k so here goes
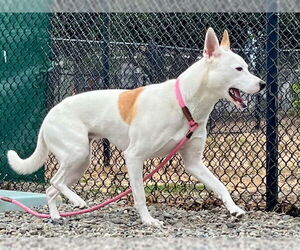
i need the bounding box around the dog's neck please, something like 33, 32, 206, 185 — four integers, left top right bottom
179, 58, 220, 123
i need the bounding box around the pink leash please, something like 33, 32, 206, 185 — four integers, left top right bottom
0, 78, 198, 219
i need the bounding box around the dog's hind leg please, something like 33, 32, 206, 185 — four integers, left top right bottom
46, 156, 90, 220
50, 150, 90, 209
45, 134, 91, 219
66, 157, 91, 209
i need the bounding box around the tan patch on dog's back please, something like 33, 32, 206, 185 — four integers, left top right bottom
118, 87, 144, 124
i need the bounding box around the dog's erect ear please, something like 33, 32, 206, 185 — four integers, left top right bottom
220, 30, 230, 50
203, 27, 220, 59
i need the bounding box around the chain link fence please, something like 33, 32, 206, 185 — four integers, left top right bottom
0, 11, 299, 214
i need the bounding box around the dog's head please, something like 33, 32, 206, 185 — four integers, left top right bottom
202, 28, 265, 108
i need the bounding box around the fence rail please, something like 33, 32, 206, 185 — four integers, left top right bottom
0, 12, 299, 213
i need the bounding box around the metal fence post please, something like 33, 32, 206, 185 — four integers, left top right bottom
265, 9, 279, 211
101, 13, 111, 166
147, 42, 164, 83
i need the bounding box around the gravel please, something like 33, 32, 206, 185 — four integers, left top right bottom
0, 200, 299, 249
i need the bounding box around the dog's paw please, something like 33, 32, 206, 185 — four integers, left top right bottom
142, 217, 164, 227
74, 203, 88, 209
230, 206, 246, 218
73, 200, 87, 209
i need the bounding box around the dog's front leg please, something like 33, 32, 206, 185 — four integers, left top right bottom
180, 140, 245, 217
124, 151, 163, 227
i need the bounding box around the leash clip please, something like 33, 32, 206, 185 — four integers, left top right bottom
186, 120, 199, 139
186, 130, 194, 139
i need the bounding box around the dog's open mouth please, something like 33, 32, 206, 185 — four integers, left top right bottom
228, 88, 247, 108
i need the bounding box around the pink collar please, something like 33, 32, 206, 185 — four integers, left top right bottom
175, 78, 198, 136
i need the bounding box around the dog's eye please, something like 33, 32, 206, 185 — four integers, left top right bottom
236, 67, 243, 71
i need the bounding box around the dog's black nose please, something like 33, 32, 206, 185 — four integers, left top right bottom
259, 81, 266, 91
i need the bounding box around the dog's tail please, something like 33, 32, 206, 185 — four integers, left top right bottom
7, 127, 48, 175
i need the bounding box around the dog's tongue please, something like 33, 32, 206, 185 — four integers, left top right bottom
231, 88, 247, 108
233, 89, 243, 104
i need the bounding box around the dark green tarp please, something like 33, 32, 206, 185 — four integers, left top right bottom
0, 13, 51, 182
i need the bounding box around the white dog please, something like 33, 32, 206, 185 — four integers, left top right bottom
7, 28, 265, 227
